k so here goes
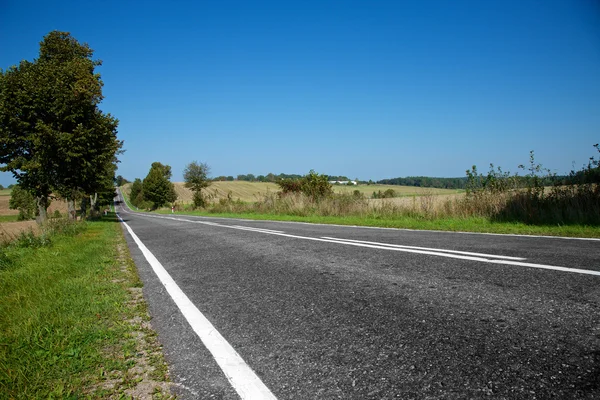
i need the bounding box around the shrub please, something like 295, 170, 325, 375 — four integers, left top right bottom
277, 170, 333, 201
9, 185, 37, 220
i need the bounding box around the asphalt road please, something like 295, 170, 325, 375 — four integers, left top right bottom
115, 192, 600, 399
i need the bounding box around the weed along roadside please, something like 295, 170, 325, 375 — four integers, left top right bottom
120, 185, 600, 239
0, 214, 174, 399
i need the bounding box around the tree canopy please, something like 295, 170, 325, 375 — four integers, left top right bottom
142, 162, 177, 210
183, 161, 211, 208
0, 31, 122, 222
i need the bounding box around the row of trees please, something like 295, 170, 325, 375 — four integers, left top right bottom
214, 173, 303, 182
0, 31, 122, 222
128, 161, 212, 210
377, 176, 469, 189
127, 164, 336, 209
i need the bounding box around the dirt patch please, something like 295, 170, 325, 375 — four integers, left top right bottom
0, 197, 18, 215
0, 221, 39, 242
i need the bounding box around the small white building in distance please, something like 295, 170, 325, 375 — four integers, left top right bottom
329, 180, 357, 185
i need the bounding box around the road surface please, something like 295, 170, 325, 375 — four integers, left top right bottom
115, 191, 600, 399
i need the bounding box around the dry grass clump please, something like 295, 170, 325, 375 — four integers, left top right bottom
197, 184, 599, 227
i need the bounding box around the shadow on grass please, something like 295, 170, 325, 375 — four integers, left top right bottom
88, 212, 128, 223
490, 193, 600, 227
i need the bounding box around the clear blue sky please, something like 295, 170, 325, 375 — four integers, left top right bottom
1, 0, 599, 184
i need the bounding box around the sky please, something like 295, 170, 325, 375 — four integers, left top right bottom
1, 0, 599, 184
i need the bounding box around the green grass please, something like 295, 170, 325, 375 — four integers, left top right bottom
0, 214, 171, 398
0, 189, 11, 197
153, 209, 600, 238
0, 215, 19, 222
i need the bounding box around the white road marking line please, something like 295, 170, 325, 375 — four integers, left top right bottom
117, 202, 600, 277
487, 259, 600, 276
321, 237, 526, 261
117, 214, 278, 400
229, 225, 285, 234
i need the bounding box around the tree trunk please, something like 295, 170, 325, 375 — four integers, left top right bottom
67, 198, 77, 220
36, 196, 49, 224
90, 193, 98, 218
80, 196, 88, 220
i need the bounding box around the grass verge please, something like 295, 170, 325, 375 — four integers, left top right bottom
0, 214, 173, 399
121, 185, 600, 238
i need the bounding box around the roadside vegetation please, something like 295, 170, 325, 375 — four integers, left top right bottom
123, 145, 600, 238
0, 31, 122, 223
0, 32, 173, 398
0, 215, 173, 399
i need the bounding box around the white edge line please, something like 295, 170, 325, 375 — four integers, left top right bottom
489, 259, 600, 276
117, 214, 277, 400
321, 237, 527, 261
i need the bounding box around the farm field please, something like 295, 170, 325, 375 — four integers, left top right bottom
333, 184, 461, 196
0, 189, 69, 240
158, 181, 460, 204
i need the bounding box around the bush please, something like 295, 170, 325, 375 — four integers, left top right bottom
9, 185, 37, 220
277, 170, 333, 201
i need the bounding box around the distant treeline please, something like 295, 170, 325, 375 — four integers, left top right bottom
208, 172, 579, 190
212, 173, 351, 183
376, 174, 575, 190
377, 176, 468, 189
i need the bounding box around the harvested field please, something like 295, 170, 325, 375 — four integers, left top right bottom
174, 181, 279, 203
0, 196, 18, 215
170, 182, 459, 204
0, 196, 68, 217
0, 190, 68, 242
123, 181, 460, 205
0, 220, 39, 241
334, 184, 460, 196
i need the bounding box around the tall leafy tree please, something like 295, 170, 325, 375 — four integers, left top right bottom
183, 161, 211, 208
142, 162, 177, 210
0, 31, 122, 222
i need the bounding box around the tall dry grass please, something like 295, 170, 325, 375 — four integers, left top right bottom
194, 185, 599, 226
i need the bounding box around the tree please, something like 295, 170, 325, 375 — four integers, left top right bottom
9, 185, 37, 220
183, 161, 211, 208
0, 31, 122, 222
142, 162, 177, 210
115, 175, 129, 187
277, 170, 333, 201
129, 178, 143, 207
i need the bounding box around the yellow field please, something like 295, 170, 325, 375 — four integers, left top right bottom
332, 184, 460, 196
174, 181, 279, 203
168, 181, 460, 204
